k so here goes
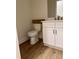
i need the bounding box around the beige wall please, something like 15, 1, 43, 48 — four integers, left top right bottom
16, 0, 32, 44
31, 0, 56, 19
31, 0, 48, 19
48, 0, 56, 18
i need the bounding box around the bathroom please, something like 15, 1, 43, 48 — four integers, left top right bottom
16, 0, 63, 59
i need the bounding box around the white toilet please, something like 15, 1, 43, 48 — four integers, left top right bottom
28, 24, 41, 45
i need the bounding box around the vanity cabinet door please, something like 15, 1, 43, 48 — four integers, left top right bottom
55, 28, 63, 48
43, 27, 55, 46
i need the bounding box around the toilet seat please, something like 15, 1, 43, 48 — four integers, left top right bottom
28, 30, 38, 37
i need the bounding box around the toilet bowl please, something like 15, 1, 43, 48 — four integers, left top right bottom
28, 30, 39, 45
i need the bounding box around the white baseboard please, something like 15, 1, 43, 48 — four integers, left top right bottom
19, 37, 29, 45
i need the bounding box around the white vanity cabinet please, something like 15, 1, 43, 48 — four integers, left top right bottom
42, 20, 63, 50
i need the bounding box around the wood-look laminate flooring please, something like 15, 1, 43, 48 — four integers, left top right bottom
20, 40, 63, 59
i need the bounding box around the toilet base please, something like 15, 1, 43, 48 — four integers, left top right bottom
30, 37, 39, 45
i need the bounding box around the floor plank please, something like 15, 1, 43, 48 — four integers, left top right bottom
20, 40, 63, 59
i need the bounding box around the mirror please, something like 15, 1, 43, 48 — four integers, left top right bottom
56, 1, 63, 17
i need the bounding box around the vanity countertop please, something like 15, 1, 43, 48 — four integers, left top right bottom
42, 20, 63, 23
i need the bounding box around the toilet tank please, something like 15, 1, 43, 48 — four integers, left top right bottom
33, 24, 41, 32
32, 19, 45, 32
